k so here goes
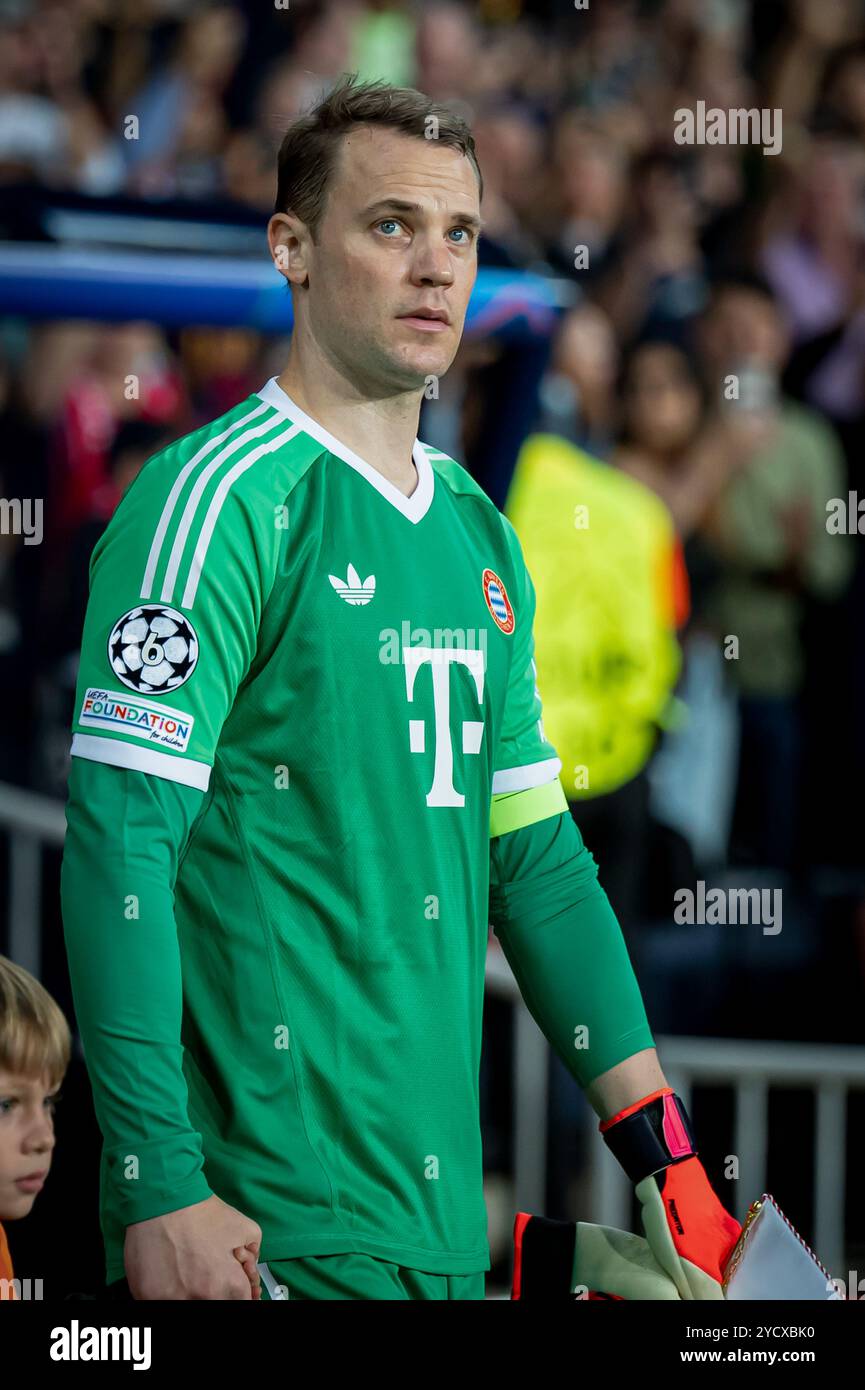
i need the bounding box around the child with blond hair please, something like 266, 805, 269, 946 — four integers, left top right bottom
0, 954, 70, 1299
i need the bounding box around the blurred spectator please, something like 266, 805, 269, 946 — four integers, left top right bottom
0, 1, 125, 192
0, 324, 81, 785
123, 6, 247, 197
47, 323, 185, 553
62, 416, 174, 655
564, 0, 654, 118
761, 136, 865, 440
470, 106, 548, 264
599, 149, 709, 347
537, 301, 620, 459
544, 115, 629, 288
506, 425, 686, 930
611, 337, 766, 872
695, 274, 854, 871
36, 415, 175, 798
415, 0, 480, 103
613, 338, 759, 540
760, 137, 865, 346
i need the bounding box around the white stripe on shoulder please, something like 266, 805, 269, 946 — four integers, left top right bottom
141, 401, 271, 601
492, 757, 562, 794
71, 732, 212, 790
181, 423, 300, 608
162, 413, 293, 605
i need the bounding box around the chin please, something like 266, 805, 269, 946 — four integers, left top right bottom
397, 347, 453, 382
3, 1190, 38, 1220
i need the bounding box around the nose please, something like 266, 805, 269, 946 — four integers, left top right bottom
24, 1108, 56, 1158
410, 238, 455, 287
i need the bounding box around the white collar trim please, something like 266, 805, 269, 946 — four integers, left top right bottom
256, 376, 434, 524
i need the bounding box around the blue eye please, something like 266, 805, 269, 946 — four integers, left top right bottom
449, 228, 469, 243
377, 220, 400, 236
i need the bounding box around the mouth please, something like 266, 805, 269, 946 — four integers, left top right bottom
15, 1171, 47, 1192
397, 309, 449, 333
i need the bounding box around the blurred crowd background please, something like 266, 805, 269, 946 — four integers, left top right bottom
1, 0, 864, 1294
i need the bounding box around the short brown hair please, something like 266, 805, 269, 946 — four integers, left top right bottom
274, 72, 483, 239
0, 955, 71, 1090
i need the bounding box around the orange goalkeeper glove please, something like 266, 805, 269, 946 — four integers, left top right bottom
600, 1087, 741, 1300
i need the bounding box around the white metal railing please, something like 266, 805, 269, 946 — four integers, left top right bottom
2, 780, 861, 1277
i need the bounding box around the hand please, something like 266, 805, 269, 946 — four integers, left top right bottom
635, 1155, 741, 1299
600, 1088, 741, 1300
125, 1194, 262, 1300
233, 1242, 262, 1300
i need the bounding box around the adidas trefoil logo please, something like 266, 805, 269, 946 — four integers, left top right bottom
328, 562, 376, 606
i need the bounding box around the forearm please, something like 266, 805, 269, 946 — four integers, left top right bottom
489, 810, 655, 1094
60, 757, 213, 1227
583, 1047, 668, 1122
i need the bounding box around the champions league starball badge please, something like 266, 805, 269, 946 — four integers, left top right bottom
107, 604, 199, 693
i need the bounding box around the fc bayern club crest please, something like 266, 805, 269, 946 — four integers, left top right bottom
482, 568, 515, 634
107, 604, 199, 693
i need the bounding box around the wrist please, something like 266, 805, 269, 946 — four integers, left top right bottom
600, 1089, 698, 1184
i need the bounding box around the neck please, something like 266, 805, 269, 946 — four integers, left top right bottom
276, 341, 423, 496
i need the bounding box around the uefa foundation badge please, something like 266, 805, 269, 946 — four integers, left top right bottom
482, 568, 515, 635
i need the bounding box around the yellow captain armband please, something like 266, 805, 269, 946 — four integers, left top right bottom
489, 779, 568, 838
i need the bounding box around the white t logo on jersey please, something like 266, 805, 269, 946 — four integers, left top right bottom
403, 646, 485, 807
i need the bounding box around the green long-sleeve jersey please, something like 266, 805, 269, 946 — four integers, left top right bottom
60, 378, 653, 1282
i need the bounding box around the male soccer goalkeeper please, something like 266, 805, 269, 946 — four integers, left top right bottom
60, 75, 739, 1301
